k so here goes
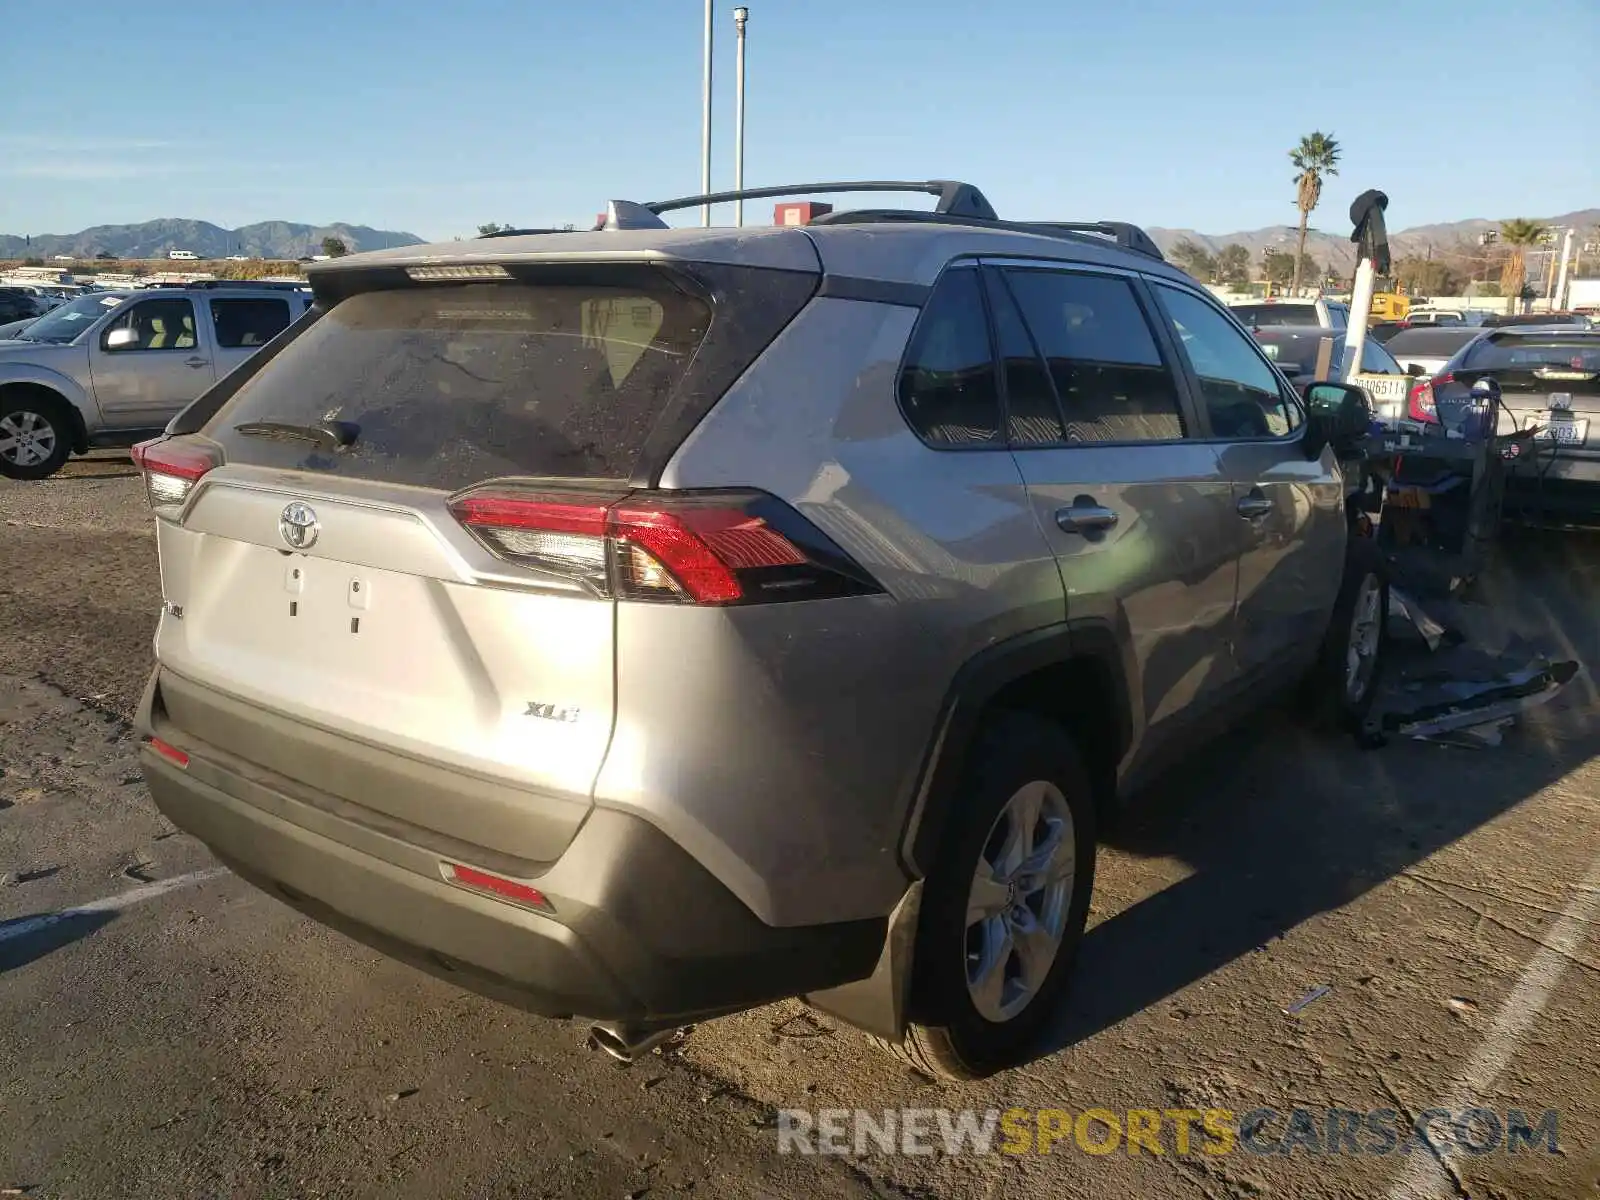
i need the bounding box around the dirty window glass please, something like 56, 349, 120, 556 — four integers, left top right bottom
1004, 269, 1186, 442
205, 280, 712, 487
897, 268, 1002, 446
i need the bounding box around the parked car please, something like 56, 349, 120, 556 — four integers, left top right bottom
1381, 326, 1489, 378
1250, 324, 1411, 423
0, 316, 37, 341
1228, 295, 1350, 331
0, 283, 311, 479
1409, 326, 1600, 516
130, 181, 1387, 1081
0, 287, 48, 325
1484, 311, 1597, 329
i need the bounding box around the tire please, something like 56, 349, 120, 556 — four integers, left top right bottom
1306, 535, 1389, 731
0, 391, 72, 480
883, 712, 1097, 1081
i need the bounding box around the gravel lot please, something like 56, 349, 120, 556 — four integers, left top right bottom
3, 454, 1598, 1199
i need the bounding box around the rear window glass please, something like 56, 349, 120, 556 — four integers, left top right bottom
1229, 303, 1321, 327
1383, 328, 1482, 357
205, 280, 713, 487
1463, 336, 1600, 373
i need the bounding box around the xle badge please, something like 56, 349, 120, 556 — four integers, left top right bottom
525, 702, 581, 724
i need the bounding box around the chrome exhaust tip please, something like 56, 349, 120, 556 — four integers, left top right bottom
588, 1021, 686, 1064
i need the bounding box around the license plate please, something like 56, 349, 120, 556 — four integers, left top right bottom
1353, 373, 1409, 404
1539, 417, 1589, 445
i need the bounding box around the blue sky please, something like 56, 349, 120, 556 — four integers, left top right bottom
2, 0, 1595, 242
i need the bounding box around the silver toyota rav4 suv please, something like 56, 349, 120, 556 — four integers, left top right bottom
133, 181, 1387, 1080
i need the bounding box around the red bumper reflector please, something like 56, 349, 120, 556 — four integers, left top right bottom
147, 737, 189, 767
444, 862, 551, 910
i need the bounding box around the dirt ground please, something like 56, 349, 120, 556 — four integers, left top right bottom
2, 455, 1597, 1199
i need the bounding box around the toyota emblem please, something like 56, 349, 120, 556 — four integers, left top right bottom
279, 501, 320, 550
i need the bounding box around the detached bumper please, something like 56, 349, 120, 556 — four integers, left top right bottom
139, 670, 884, 1024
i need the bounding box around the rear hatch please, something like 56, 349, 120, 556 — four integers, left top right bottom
1461, 333, 1600, 454
139, 255, 818, 865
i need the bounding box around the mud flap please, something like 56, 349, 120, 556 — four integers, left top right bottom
804, 880, 922, 1042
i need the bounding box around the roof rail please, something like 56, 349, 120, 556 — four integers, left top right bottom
477, 227, 578, 239
1019, 221, 1166, 261
643, 179, 999, 221
808, 209, 1166, 262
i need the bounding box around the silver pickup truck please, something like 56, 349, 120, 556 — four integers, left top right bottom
0, 283, 311, 479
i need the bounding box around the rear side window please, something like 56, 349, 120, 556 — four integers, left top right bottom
206, 278, 717, 487
897, 268, 1002, 446
1003, 269, 1185, 443
211, 297, 292, 348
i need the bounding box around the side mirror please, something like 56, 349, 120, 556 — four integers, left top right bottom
103, 326, 139, 350
1302, 381, 1372, 460
1405, 363, 1425, 377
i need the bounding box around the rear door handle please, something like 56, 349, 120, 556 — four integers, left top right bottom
184, 356, 210, 369
1237, 492, 1274, 519
1055, 500, 1119, 536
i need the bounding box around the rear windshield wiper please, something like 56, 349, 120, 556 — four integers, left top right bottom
232, 418, 360, 452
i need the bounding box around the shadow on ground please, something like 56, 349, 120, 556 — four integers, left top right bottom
0, 909, 118, 975
1039, 528, 1599, 1055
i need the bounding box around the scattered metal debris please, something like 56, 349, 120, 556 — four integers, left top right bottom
1385, 660, 1579, 743
1389, 586, 1456, 652
1284, 985, 1331, 1016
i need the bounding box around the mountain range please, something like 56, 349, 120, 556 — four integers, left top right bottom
0, 219, 424, 261
1146, 208, 1599, 272
5, 208, 1596, 268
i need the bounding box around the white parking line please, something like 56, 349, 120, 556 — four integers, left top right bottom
0, 868, 228, 945
1384, 848, 1600, 1199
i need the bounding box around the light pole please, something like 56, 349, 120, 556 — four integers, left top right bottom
1554, 227, 1575, 311
733, 7, 748, 226
700, 0, 714, 226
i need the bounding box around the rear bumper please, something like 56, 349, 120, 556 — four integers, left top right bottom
138, 669, 885, 1024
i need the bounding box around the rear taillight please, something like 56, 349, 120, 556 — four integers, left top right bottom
1407, 372, 1447, 423
450, 488, 880, 606
131, 437, 219, 508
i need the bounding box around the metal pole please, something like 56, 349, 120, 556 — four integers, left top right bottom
1554, 227, 1575, 311
733, 7, 748, 227
1342, 257, 1377, 382
700, 0, 714, 227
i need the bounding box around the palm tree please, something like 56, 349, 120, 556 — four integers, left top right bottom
1497, 219, 1546, 315
1289, 132, 1341, 294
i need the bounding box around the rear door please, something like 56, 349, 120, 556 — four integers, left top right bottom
205, 295, 296, 378
986, 261, 1243, 758
88, 294, 215, 428
150, 264, 814, 861
1148, 281, 1346, 681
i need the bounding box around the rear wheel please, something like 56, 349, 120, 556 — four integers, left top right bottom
884, 713, 1096, 1081
0, 393, 72, 480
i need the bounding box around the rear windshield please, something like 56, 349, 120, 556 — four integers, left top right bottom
204, 279, 715, 488
1383, 328, 1482, 357
1462, 335, 1600, 374
1230, 303, 1321, 327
